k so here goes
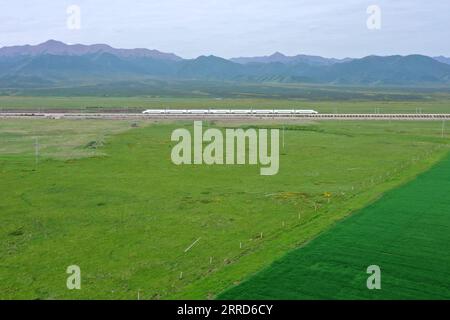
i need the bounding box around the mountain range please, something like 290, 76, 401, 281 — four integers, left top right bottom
0, 39, 182, 61
1, 40, 450, 88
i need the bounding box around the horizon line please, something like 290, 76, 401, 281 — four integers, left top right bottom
0, 39, 448, 61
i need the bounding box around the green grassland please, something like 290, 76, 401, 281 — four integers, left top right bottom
3, 79, 450, 102
1, 96, 450, 114
219, 153, 450, 299
0, 119, 449, 299
0, 119, 135, 159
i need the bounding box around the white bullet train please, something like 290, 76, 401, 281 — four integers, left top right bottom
142, 109, 319, 115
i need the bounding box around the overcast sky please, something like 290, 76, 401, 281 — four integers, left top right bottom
1, 0, 449, 58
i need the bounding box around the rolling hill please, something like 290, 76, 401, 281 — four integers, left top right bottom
230, 51, 351, 66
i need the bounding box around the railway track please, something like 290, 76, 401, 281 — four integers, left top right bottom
1, 112, 450, 120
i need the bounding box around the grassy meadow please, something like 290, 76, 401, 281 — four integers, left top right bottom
0, 118, 449, 299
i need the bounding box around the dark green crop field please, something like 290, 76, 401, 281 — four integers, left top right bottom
220, 153, 450, 299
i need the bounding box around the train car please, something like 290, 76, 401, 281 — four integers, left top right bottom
142, 109, 166, 114
230, 109, 252, 114
166, 109, 187, 114
210, 109, 231, 114
187, 109, 209, 114
294, 109, 319, 114
275, 109, 295, 114
252, 109, 270, 114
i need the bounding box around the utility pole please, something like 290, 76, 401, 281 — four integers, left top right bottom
34, 136, 39, 168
